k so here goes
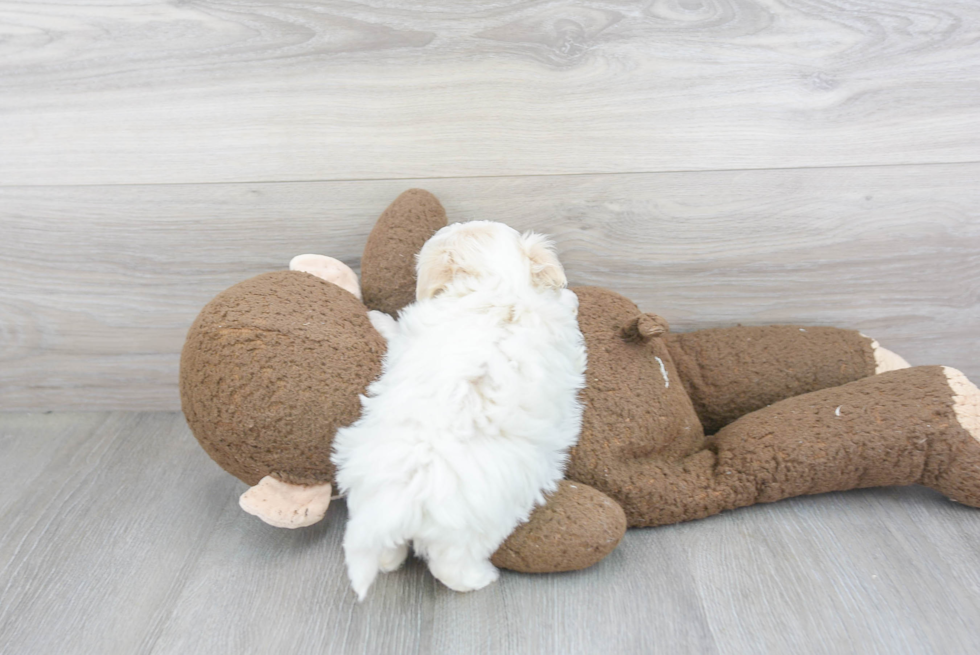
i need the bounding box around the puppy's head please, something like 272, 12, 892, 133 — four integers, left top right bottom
415, 221, 566, 300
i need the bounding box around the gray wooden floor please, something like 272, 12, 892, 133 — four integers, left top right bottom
3, 1, 980, 653
2, 412, 980, 654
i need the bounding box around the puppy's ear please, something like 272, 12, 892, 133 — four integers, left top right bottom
415, 245, 458, 300
521, 232, 566, 290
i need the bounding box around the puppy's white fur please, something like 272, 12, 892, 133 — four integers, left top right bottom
332, 221, 586, 600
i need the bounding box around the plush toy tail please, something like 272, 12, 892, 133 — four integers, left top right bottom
611, 366, 980, 527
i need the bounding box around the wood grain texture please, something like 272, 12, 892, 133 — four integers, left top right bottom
2, 163, 978, 410
2, 412, 980, 654
1, 0, 979, 185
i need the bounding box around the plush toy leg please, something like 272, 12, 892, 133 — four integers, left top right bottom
665, 326, 885, 434
708, 365, 980, 512
601, 366, 980, 527
239, 475, 334, 529
289, 254, 362, 300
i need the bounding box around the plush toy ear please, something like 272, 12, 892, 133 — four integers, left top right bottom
521, 232, 567, 290
289, 254, 362, 300
362, 189, 448, 315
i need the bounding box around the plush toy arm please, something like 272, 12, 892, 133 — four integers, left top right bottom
491, 480, 627, 573
592, 366, 980, 527
664, 325, 907, 434
360, 189, 448, 315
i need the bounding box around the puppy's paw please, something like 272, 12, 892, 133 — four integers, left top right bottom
559, 288, 580, 315
367, 310, 399, 341
379, 543, 410, 572
430, 559, 500, 593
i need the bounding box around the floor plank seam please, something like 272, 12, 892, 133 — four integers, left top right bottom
2, 159, 979, 190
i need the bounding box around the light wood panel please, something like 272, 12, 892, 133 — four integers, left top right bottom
2, 163, 978, 410
1, 0, 979, 185
2, 412, 980, 654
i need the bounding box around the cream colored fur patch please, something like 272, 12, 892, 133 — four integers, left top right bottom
944, 366, 980, 443
869, 339, 911, 374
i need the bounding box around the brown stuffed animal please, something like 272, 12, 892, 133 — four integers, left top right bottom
180, 190, 980, 574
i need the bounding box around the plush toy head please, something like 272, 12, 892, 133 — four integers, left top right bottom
180, 271, 384, 487
180, 189, 450, 488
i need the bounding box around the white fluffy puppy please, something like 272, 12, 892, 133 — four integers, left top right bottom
332, 221, 587, 600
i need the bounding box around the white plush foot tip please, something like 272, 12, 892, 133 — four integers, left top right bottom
866, 338, 911, 374
944, 367, 980, 442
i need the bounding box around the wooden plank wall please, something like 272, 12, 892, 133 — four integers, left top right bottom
1, 1, 978, 410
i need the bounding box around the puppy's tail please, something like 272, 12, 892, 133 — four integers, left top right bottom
343, 513, 410, 602
345, 543, 383, 602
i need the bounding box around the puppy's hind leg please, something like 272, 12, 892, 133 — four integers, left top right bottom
379, 543, 409, 572
421, 538, 499, 593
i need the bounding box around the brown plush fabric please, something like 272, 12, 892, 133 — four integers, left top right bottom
564, 286, 707, 526
666, 326, 877, 435
360, 189, 448, 315
180, 271, 385, 486
612, 366, 980, 527
560, 288, 977, 528
491, 480, 627, 573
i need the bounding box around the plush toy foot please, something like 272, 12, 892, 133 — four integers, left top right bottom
868, 338, 911, 373
947, 367, 980, 438
289, 254, 362, 300
239, 476, 334, 528
928, 367, 980, 507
